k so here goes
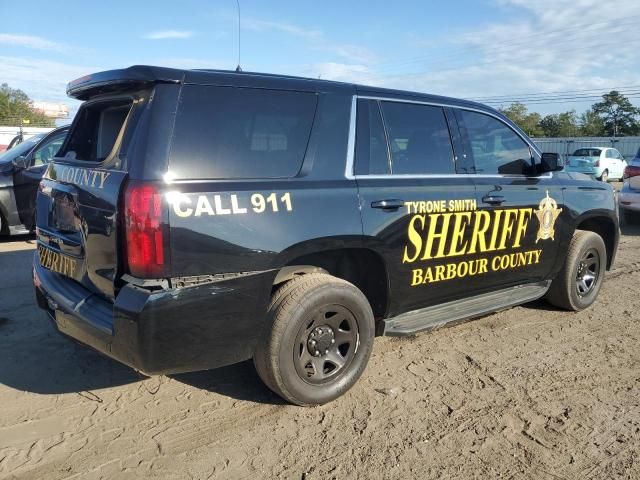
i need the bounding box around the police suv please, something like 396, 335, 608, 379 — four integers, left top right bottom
33, 66, 619, 405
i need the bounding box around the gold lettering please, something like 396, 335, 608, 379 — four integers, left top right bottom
513, 209, 532, 248
468, 210, 491, 254
447, 212, 471, 257
411, 269, 424, 286
487, 210, 503, 252
403, 215, 425, 263
422, 213, 453, 260
497, 209, 518, 251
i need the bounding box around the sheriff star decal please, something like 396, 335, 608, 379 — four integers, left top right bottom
534, 191, 562, 242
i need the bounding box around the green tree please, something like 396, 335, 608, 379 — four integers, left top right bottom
539, 110, 579, 137
591, 90, 639, 136
0, 83, 56, 127
578, 110, 605, 136
498, 102, 543, 137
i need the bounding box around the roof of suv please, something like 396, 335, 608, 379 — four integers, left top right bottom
67, 65, 492, 113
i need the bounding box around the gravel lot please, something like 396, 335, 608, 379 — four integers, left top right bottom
1, 189, 639, 479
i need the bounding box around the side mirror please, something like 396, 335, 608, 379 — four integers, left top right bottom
540, 152, 562, 173
12, 155, 30, 170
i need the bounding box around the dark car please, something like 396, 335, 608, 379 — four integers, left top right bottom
0, 126, 69, 235
33, 66, 619, 405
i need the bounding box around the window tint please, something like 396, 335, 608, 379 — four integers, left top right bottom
605, 149, 614, 159
572, 148, 601, 157
380, 102, 454, 174
62, 99, 132, 162
33, 133, 66, 166
170, 86, 318, 179
355, 100, 390, 175
612, 149, 622, 159
457, 110, 533, 175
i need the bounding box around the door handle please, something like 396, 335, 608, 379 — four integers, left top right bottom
371, 199, 404, 211
482, 194, 505, 205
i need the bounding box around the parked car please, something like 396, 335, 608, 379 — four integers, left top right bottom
0, 125, 69, 235
619, 150, 640, 223
564, 147, 627, 182
33, 66, 618, 405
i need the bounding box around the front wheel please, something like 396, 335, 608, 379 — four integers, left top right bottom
254, 273, 375, 406
545, 230, 606, 311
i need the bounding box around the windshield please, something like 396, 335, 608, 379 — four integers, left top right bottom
0, 134, 44, 163
572, 148, 602, 157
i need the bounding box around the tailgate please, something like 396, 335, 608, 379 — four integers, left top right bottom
37, 164, 126, 299
35, 95, 142, 300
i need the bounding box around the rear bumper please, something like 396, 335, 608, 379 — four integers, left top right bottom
33, 258, 274, 375
618, 186, 640, 212
564, 165, 601, 179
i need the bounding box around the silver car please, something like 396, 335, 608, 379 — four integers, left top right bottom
618, 147, 640, 223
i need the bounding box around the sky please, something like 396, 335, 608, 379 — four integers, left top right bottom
1, 0, 640, 122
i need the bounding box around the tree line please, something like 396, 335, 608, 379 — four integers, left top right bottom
498, 91, 640, 138
0, 83, 56, 128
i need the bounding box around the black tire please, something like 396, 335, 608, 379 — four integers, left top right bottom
599, 170, 609, 182
545, 230, 606, 311
253, 273, 375, 406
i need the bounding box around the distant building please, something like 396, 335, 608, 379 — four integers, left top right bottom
31, 102, 70, 119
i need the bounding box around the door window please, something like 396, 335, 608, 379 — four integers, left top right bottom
456, 110, 533, 175
380, 101, 455, 175
355, 100, 391, 175
33, 133, 66, 166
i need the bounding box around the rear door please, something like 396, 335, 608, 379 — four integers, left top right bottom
13, 128, 67, 229
453, 108, 567, 292
355, 97, 477, 316
36, 92, 151, 300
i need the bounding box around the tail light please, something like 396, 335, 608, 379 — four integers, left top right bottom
594, 160, 600, 167
623, 165, 640, 180
123, 182, 168, 278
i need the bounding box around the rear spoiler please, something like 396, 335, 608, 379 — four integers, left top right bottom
67, 65, 183, 100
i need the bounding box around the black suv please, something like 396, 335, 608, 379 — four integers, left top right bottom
33, 66, 619, 405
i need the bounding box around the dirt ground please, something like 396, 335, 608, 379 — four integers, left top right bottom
1, 202, 639, 479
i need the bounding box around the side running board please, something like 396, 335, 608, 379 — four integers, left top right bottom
383, 281, 551, 336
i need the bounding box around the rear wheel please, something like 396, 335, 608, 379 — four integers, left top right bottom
546, 230, 606, 311
254, 273, 375, 406
599, 169, 609, 182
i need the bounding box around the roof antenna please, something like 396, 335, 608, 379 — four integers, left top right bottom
235, 0, 242, 72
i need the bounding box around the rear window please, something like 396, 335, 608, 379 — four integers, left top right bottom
169, 86, 318, 179
572, 148, 601, 157
60, 99, 132, 162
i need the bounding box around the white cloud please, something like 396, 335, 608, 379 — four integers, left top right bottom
0, 34, 69, 53
304, 62, 373, 82
0, 56, 101, 117
143, 30, 194, 40
335, 0, 640, 113
243, 18, 322, 41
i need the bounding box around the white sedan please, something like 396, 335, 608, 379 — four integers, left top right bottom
564, 147, 627, 182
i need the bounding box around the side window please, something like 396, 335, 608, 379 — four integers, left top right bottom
605, 149, 614, 159
613, 149, 623, 160
33, 134, 66, 166
380, 101, 455, 174
355, 100, 390, 175
170, 86, 318, 179
456, 110, 533, 175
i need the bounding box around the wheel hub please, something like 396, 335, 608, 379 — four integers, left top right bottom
307, 325, 335, 357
